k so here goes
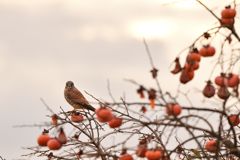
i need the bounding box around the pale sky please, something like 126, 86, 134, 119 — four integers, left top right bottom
0, 0, 239, 159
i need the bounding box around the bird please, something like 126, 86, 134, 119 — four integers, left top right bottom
64, 81, 95, 112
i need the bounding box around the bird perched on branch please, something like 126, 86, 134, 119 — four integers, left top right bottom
64, 81, 95, 112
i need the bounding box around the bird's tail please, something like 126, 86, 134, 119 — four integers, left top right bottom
81, 103, 95, 112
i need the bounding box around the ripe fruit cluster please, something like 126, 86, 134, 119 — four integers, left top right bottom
180, 49, 201, 84
171, 6, 237, 89
95, 107, 123, 128
120, 140, 167, 160
38, 112, 85, 151
220, 6, 236, 27
199, 45, 215, 57
38, 109, 124, 153
123, 139, 223, 157
202, 73, 239, 100
166, 104, 182, 116
215, 73, 239, 99
170, 29, 239, 101
171, 46, 216, 84
37, 127, 67, 150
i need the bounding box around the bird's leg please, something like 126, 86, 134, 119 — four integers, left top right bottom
71, 109, 76, 116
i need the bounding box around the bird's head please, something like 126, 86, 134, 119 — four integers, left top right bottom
65, 81, 75, 89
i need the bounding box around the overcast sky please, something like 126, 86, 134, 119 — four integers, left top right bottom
0, 0, 239, 159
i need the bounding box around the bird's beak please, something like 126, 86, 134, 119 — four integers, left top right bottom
67, 84, 71, 89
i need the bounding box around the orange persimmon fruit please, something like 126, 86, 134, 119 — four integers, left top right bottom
166, 104, 182, 116
47, 138, 62, 150
108, 117, 123, 128
37, 134, 51, 146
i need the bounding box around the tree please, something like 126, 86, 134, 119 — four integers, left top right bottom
20, 1, 240, 159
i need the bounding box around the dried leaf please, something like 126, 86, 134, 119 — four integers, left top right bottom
140, 106, 147, 114
148, 89, 156, 99
52, 114, 58, 127
203, 32, 211, 39
137, 85, 146, 98
150, 99, 155, 109
150, 68, 158, 78
191, 149, 201, 157
171, 58, 182, 74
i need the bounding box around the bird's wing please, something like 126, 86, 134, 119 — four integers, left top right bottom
66, 88, 89, 104
66, 88, 95, 111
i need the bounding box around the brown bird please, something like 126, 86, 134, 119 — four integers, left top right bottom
64, 81, 95, 112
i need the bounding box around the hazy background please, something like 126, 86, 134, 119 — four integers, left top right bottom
0, 0, 239, 159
